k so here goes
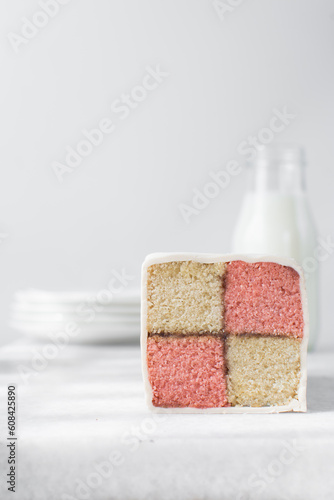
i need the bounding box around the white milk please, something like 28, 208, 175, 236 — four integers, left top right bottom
232, 192, 301, 258
232, 147, 318, 350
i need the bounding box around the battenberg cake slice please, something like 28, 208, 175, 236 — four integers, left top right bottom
141, 253, 308, 413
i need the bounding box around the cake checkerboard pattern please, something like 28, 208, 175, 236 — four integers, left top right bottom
141, 253, 308, 413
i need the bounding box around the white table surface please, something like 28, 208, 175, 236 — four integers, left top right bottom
0, 339, 333, 500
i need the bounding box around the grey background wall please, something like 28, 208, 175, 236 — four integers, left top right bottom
0, 0, 333, 348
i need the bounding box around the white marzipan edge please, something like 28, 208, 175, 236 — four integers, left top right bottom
141, 253, 309, 414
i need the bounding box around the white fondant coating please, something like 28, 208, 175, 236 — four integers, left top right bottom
141, 253, 309, 413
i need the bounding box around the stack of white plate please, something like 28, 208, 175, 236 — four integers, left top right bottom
9, 289, 141, 344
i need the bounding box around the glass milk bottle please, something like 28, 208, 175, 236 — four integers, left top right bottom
232, 145, 318, 350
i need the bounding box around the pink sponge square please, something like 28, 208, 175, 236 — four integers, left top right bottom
224, 261, 304, 337
147, 336, 228, 408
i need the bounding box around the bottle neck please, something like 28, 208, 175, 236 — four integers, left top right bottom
248, 146, 306, 195
251, 166, 305, 194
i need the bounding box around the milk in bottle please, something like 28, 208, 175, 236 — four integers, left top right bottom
232, 145, 318, 350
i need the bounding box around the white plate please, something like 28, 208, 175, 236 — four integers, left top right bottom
10, 311, 140, 324
9, 321, 140, 343
10, 302, 141, 314
14, 289, 141, 305
9, 319, 140, 331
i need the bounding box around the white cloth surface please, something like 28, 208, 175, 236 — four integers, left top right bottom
0, 340, 333, 500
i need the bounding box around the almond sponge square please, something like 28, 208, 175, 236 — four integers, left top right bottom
226, 335, 302, 407
146, 261, 226, 334
147, 335, 228, 408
